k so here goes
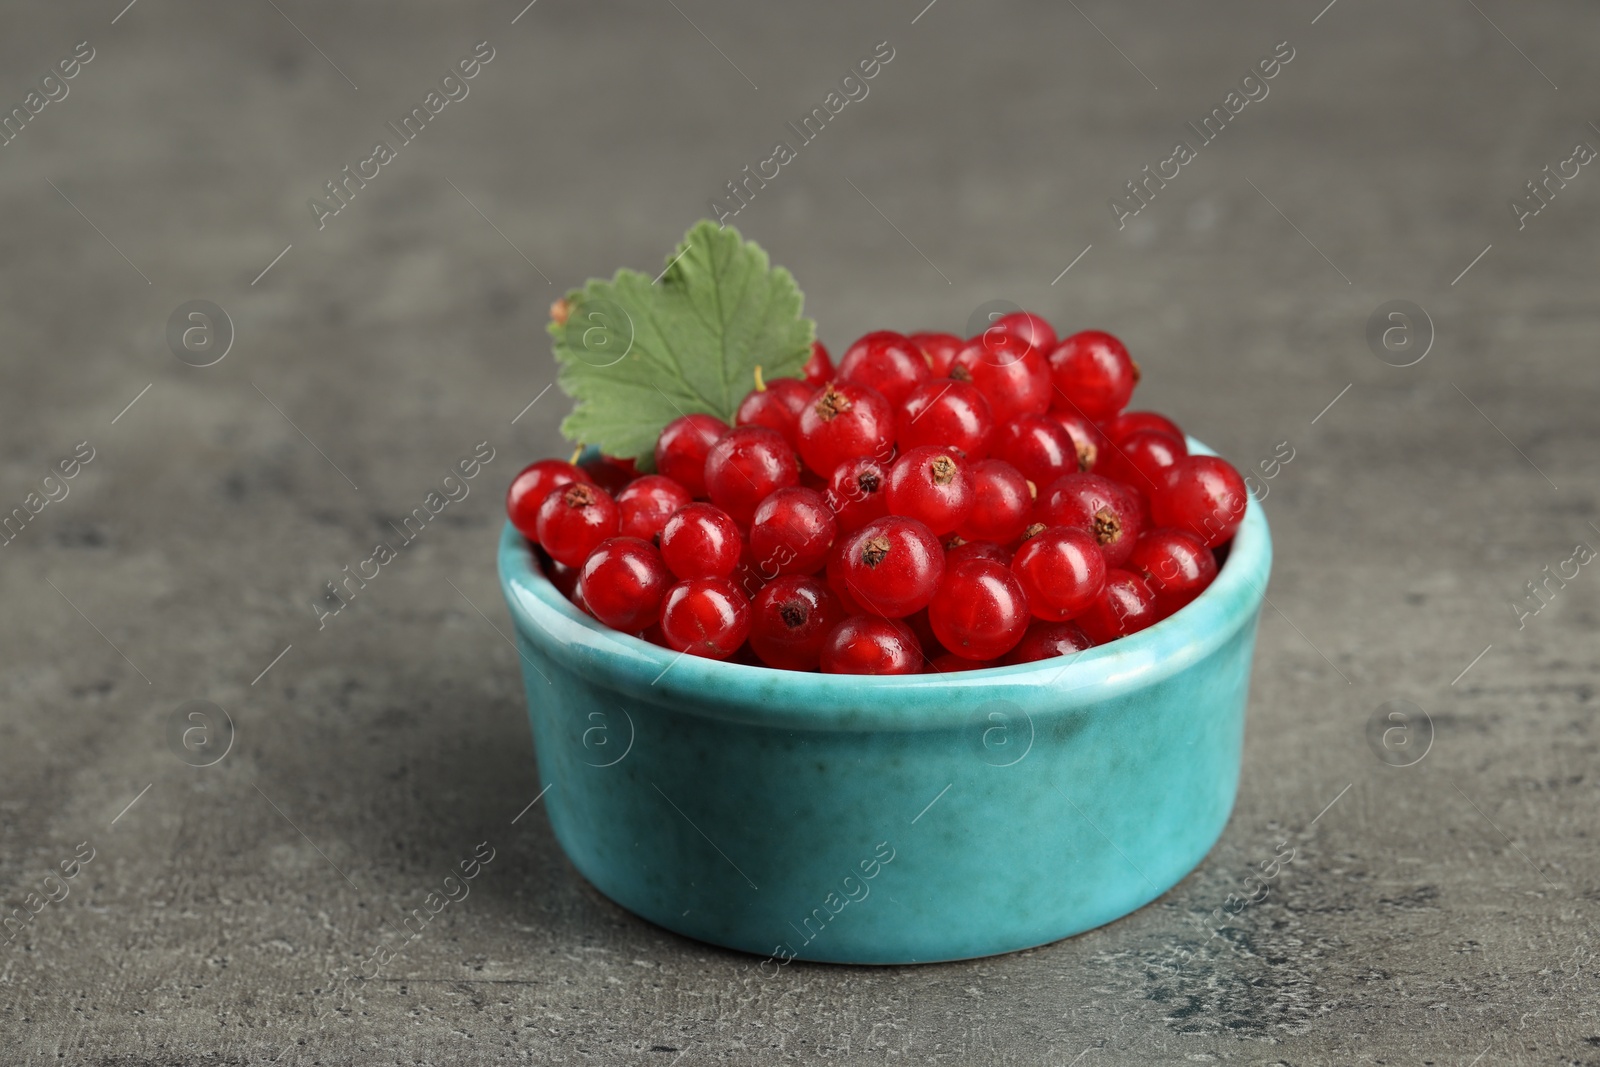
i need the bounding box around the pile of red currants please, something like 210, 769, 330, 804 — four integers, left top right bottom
507, 314, 1250, 674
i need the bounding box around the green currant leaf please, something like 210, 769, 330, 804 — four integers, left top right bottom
550, 220, 815, 466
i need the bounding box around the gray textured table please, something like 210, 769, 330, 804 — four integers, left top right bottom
3, 1, 1596, 1063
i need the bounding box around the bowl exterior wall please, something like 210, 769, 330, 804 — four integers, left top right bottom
510, 600, 1259, 964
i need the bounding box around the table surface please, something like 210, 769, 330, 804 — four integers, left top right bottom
2, 1, 1596, 1063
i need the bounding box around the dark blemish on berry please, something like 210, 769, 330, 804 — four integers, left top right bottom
949, 365, 973, 383
779, 601, 807, 629
1093, 507, 1122, 545
563, 483, 597, 508
930, 455, 957, 486
857, 470, 881, 494
1021, 522, 1047, 542
1077, 441, 1097, 472
815, 384, 850, 421
862, 535, 891, 567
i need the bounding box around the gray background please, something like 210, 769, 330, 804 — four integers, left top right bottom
2, 0, 1596, 1063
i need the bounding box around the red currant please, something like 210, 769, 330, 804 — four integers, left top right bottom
655, 413, 728, 498
823, 456, 891, 534
1076, 568, 1160, 643
748, 487, 837, 577
1048, 330, 1139, 420
929, 652, 997, 673
945, 537, 1013, 568
950, 333, 1052, 424
577, 537, 675, 632
507, 459, 590, 540
838, 330, 932, 407
1001, 620, 1094, 664
992, 413, 1080, 488
928, 558, 1031, 660
659, 577, 752, 660
803, 339, 833, 386
884, 446, 974, 536
1152, 455, 1248, 548
909, 331, 965, 377
796, 382, 895, 478
535, 482, 620, 568
658, 502, 742, 580
578, 454, 638, 495
1010, 525, 1105, 621
820, 616, 922, 675
1048, 410, 1107, 473
954, 459, 1032, 545
748, 575, 846, 671
905, 605, 943, 654
896, 378, 994, 458
544, 556, 579, 601
1096, 429, 1186, 492
989, 310, 1057, 355
735, 374, 813, 446
831, 515, 944, 618
1128, 527, 1217, 616
703, 425, 800, 525
1035, 473, 1143, 567
1103, 410, 1184, 445
616, 474, 692, 545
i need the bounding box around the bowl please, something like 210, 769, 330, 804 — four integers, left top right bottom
496, 440, 1271, 965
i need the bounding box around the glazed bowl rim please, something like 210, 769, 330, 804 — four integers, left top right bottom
498, 437, 1272, 732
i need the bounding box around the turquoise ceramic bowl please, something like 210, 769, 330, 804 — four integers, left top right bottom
498, 442, 1270, 965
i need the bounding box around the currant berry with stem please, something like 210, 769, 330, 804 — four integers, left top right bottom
1035, 473, 1144, 567
1010, 525, 1106, 621
831, 515, 944, 618
659, 577, 752, 660
616, 474, 692, 544
824, 456, 891, 534
577, 537, 675, 632
1048, 409, 1108, 473
796, 381, 895, 478
535, 482, 621, 568
909, 332, 965, 377
896, 378, 995, 458
820, 616, 922, 675
658, 502, 742, 580
1128, 527, 1217, 616
655, 413, 728, 498
803, 340, 833, 386
927, 558, 1031, 661
992, 413, 1081, 488
1001, 620, 1094, 665
950, 333, 1052, 424
507, 459, 591, 540
884, 446, 974, 536
748, 575, 846, 671
735, 367, 814, 447
703, 425, 801, 525
749, 487, 838, 577
1048, 330, 1139, 420
1152, 455, 1249, 548
1076, 568, 1160, 644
